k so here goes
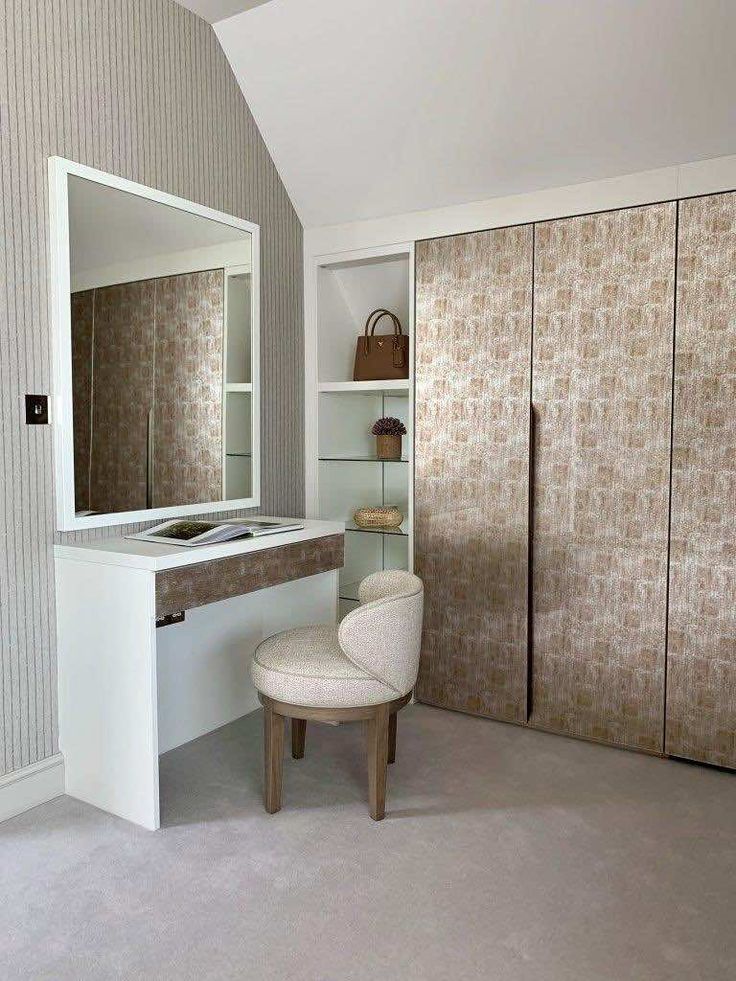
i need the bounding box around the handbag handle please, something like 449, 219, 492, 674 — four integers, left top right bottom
362, 309, 403, 356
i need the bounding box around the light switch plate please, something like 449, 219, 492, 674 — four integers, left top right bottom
25, 394, 49, 425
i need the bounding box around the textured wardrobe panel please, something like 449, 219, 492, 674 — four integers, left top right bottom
414, 227, 533, 721
666, 192, 736, 768
89, 281, 155, 513
531, 204, 676, 752
70, 290, 94, 510
153, 270, 224, 508
0, 0, 303, 776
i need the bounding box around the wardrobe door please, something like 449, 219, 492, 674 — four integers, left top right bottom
70, 290, 95, 511
89, 280, 156, 513
531, 204, 676, 752
153, 269, 225, 508
414, 226, 532, 721
666, 192, 736, 768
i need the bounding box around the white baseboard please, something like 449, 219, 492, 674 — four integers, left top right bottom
0, 754, 65, 824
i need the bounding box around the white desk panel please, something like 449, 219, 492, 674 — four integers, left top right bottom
55, 521, 343, 829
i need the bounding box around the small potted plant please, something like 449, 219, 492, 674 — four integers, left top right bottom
372, 416, 407, 460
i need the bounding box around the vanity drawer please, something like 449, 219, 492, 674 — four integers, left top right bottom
155, 533, 344, 617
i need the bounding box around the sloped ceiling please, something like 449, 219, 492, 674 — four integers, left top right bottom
213, 0, 736, 228
174, 1, 271, 23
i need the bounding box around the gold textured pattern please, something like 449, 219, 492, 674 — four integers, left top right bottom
71, 271, 225, 514
89, 280, 156, 513
153, 269, 224, 508
156, 534, 344, 618
531, 204, 676, 752
666, 192, 736, 768
71, 290, 94, 511
414, 226, 533, 721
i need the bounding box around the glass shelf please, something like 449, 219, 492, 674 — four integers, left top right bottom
319, 455, 408, 463
338, 580, 362, 602
345, 520, 408, 537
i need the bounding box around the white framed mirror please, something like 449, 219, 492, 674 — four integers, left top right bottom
48, 157, 260, 531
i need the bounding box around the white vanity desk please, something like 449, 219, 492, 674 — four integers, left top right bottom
54, 519, 344, 830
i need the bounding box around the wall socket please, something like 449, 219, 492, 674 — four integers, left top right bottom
156, 611, 186, 628
25, 394, 49, 425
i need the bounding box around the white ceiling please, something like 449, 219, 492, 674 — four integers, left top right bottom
214, 0, 736, 228
69, 176, 248, 277
174, 0, 271, 24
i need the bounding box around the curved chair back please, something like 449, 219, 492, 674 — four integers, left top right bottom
338, 571, 424, 697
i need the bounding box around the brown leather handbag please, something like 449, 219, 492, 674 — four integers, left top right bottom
353, 309, 409, 381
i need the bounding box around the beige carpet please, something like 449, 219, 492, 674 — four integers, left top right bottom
2, 704, 735, 980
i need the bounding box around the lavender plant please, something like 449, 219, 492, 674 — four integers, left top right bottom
371, 417, 407, 436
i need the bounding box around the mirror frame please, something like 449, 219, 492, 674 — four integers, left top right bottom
48, 156, 261, 531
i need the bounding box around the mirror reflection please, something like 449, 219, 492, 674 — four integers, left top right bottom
68, 175, 254, 517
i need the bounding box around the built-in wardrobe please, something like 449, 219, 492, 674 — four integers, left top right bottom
71, 269, 226, 513
414, 191, 735, 770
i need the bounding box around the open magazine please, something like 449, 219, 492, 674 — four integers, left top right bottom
127, 518, 304, 547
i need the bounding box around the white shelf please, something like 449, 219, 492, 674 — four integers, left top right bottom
318, 380, 409, 395
309, 245, 414, 622
225, 383, 252, 393
319, 455, 408, 463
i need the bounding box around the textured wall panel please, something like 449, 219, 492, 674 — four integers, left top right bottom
531, 204, 676, 752
666, 192, 736, 768
90, 280, 155, 513
70, 290, 94, 510
153, 269, 223, 508
0, 0, 303, 776
414, 227, 532, 722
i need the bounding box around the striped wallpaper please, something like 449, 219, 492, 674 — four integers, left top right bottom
0, 0, 304, 776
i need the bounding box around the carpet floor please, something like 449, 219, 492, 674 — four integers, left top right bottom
2, 704, 735, 980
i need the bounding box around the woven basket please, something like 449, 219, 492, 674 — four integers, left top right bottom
353, 505, 404, 530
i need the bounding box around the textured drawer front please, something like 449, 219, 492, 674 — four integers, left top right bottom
155, 534, 344, 617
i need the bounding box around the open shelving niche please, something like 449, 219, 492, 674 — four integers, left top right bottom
222, 264, 254, 500
307, 245, 414, 620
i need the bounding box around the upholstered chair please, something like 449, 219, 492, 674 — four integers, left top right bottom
252, 570, 424, 820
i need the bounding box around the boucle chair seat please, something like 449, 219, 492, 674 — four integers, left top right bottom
251, 570, 424, 821
252, 623, 397, 707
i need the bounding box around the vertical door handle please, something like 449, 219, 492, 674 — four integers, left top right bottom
146, 408, 154, 508
527, 402, 537, 720
529, 403, 536, 509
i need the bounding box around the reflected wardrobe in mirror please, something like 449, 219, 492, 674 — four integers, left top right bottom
50, 159, 260, 530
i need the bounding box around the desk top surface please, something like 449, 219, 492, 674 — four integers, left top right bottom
54, 517, 345, 571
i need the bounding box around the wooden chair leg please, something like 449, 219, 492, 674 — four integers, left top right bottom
263, 704, 284, 814
388, 711, 397, 765
367, 703, 390, 821
291, 718, 306, 759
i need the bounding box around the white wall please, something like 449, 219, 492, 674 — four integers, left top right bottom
217, 1, 736, 227
303, 152, 736, 514
305, 154, 736, 257
0, 0, 303, 785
